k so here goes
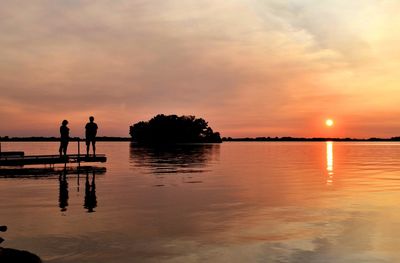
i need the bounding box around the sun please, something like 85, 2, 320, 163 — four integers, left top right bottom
325, 119, 334, 127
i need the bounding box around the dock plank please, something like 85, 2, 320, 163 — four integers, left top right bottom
0, 154, 107, 166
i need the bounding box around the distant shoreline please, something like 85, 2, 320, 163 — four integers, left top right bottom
222, 137, 400, 142
0, 136, 131, 142
1, 136, 400, 142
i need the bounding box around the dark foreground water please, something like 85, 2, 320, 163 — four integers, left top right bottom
1, 142, 400, 262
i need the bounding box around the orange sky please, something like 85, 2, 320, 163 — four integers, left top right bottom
1, 0, 400, 138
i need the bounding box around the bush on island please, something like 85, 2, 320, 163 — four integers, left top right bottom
129, 114, 222, 144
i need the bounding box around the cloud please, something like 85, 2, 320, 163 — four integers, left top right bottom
1, 0, 400, 137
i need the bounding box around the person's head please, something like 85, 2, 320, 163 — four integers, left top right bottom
89, 116, 94, 122
62, 120, 68, 126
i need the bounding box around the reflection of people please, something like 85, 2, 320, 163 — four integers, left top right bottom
59, 169, 69, 212
85, 116, 98, 157
59, 120, 70, 156
84, 171, 97, 212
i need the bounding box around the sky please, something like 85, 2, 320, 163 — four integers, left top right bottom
1, 0, 400, 138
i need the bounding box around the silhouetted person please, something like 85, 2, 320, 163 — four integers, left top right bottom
85, 116, 98, 157
59, 169, 69, 212
84, 170, 97, 212
59, 120, 69, 157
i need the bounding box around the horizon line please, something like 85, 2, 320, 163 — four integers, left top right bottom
1, 135, 400, 142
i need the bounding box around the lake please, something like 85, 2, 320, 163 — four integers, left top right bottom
1, 141, 400, 262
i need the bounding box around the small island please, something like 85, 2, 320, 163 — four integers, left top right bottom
129, 114, 222, 144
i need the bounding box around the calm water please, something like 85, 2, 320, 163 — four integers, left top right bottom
1, 142, 400, 262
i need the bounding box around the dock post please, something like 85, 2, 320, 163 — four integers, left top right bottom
78, 138, 81, 167
77, 168, 80, 192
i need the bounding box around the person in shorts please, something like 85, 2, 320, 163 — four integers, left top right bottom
85, 116, 98, 157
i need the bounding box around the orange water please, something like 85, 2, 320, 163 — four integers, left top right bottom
1, 142, 400, 262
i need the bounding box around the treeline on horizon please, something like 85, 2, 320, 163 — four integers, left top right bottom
0, 136, 131, 142
222, 136, 400, 142
2, 136, 400, 142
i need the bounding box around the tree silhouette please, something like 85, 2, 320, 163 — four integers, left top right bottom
129, 114, 222, 144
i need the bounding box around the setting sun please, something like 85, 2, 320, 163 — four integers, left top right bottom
325, 119, 334, 127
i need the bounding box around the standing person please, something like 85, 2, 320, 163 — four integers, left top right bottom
85, 116, 98, 157
59, 120, 69, 157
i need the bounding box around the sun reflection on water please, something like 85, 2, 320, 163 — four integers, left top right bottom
326, 141, 333, 185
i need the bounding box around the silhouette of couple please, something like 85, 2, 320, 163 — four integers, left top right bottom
59, 116, 98, 157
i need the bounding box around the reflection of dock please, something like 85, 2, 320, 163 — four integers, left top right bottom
0, 154, 107, 166
0, 166, 106, 177
0, 151, 24, 157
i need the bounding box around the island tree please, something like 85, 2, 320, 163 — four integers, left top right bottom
129, 114, 222, 144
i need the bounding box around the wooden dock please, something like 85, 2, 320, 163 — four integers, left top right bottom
0, 154, 107, 166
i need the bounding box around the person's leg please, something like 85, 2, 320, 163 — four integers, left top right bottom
86, 140, 90, 156
92, 141, 96, 157
63, 141, 68, 156
60, 141, 67, 156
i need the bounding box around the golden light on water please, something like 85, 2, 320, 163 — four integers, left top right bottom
326, 141, 333, 185
325, 119, 334, 127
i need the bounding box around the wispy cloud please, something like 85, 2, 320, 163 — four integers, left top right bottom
1, 0, 400, 137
